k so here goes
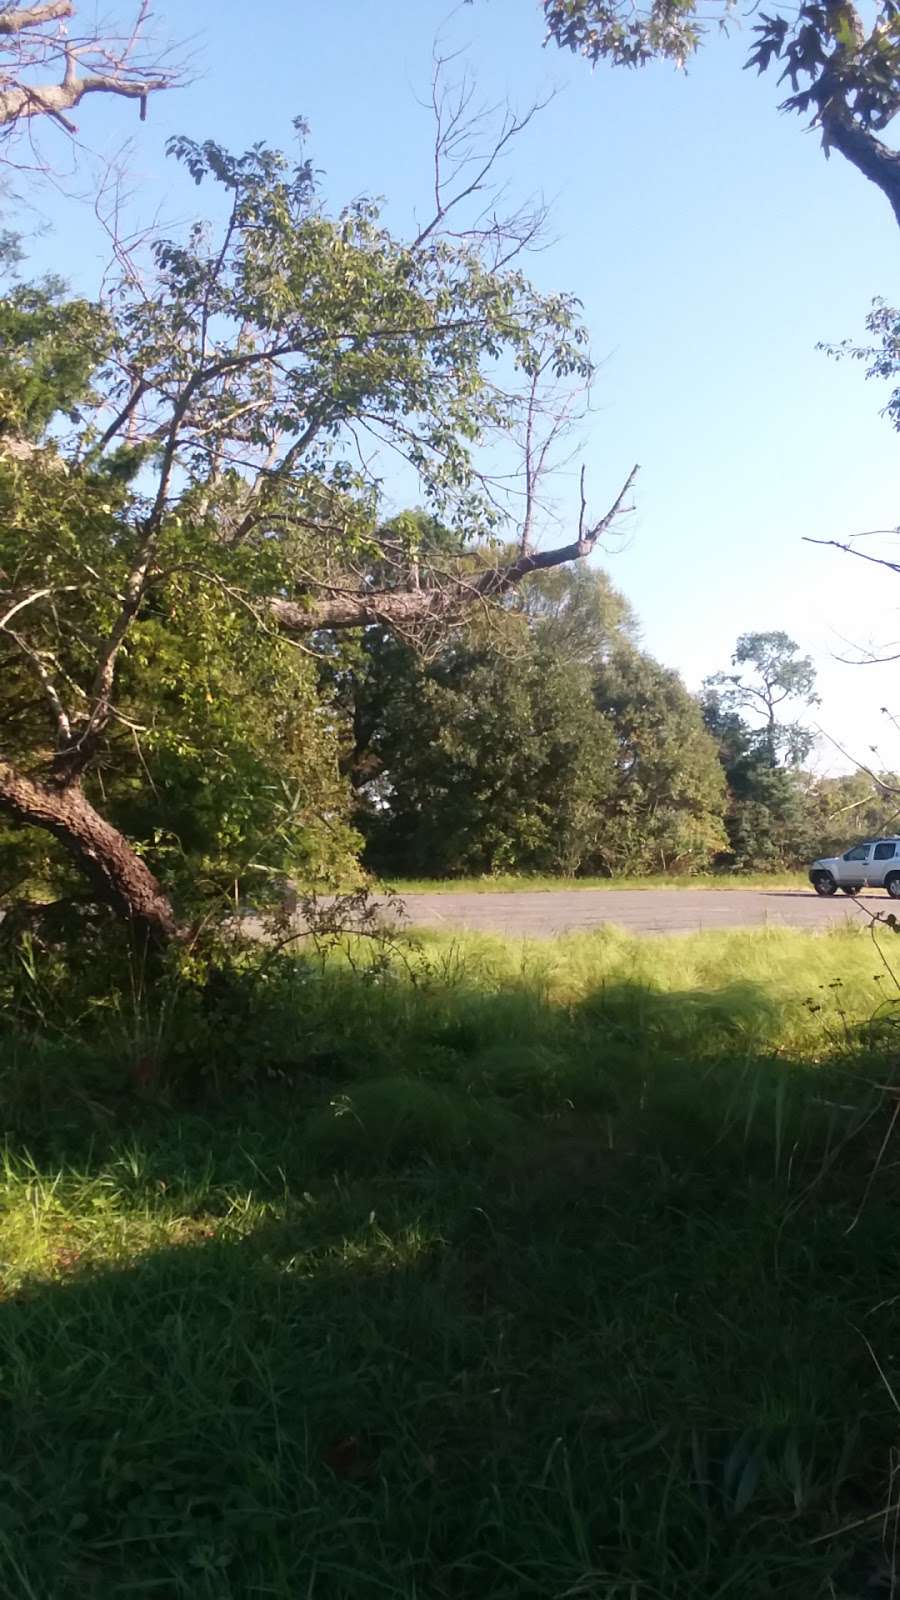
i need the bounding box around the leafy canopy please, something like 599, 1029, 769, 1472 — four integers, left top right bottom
1, 125, 594, 910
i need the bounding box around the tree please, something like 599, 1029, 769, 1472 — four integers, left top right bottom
802, 768, 900, 854
537, 0, 900, 230
592, 647, 728, 873
0, 1, 178, 156
517, 558, 638, 664
703, 631, 818, 765
346, 568, 729, 880
0, 126, 635, 942
352, 616, 617, 877
701, 688, 811, 867
345, 565, 630, 877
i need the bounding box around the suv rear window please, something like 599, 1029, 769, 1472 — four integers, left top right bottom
875, 842, 897, 861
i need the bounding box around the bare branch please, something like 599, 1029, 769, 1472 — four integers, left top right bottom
0, 0, 182, 156
412, 52, 552, 253
805, 534, 900, 577
813, 723, 900, 797
270, 464, 639, 635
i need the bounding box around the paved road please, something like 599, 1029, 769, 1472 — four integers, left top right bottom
390, 887, 885, 938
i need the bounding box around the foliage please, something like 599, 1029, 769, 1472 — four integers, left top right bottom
593, 645, 728, 872
0, 126, 596, 921
820, 298, 900, 430
516, 557, 638, 661
802, 768, 900, 854
351, 608, 618, 877
704, 632, 818, 766
538, 0, 900, 288
541, 0, 900, 144
1, 925, 900, 1594
724, 766, 812, 870
701, 689, 806, 868
342, 567, 728, 879
543, 0, 900, 102
701, 636, 825, 869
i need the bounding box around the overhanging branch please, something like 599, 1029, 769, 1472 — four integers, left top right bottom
270, 464, 639, 634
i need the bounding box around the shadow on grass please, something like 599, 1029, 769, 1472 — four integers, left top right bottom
1, 966, 899, 1597
0, 967, 828, 1163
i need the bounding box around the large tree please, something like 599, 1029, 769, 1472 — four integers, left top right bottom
703, 631, 818, 764
701, 636, 820, 868
0, 128, 636, 941
352, 619, 617, 877
341, 566, 729, 879
346, 566, 631, 877
700, 689, 811, 868
538, 0, 900, 228
593, 647, 728, 873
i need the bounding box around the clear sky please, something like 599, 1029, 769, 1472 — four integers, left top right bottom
14, 0, 900, 772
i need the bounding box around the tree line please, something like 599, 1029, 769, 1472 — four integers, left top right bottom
336, 566, 896, 879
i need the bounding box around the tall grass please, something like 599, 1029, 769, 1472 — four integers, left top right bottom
1, 925, 899, 1597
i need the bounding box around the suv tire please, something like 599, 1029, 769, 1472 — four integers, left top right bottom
886, 873, 900, 899
813, 872, 837, 897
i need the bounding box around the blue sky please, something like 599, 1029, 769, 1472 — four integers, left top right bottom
15, 0, 900, 770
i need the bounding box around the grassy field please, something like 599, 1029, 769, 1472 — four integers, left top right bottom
383, 871, 810, 894
2, 924, 900, 1597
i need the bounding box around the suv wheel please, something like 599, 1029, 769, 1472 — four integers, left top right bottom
886, 873, 900, 899
813, 872, 837, 897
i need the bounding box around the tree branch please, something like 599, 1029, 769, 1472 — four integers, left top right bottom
0, 67, 171, 130
4, 629, 71, 743
270, 465, 639, 634
820, 105, 900, 228
0, 0, 178, 139
804, 534, 900, 576
0, 2, 72, 35
0, 758, 176, 942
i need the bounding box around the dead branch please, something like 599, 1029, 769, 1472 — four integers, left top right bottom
805, 533, 900, 578
0, 0, 181, 153
269, 464, 639, 635
412, 51, 552, 258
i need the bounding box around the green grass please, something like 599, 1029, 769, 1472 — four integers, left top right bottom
382, 870, 810, 894
2, 925, 900, 1597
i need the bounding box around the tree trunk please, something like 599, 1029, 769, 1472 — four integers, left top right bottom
823, 110, 900, 229
0, 760, 177, 944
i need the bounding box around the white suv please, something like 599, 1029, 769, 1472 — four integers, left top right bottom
809, 838, 900, 898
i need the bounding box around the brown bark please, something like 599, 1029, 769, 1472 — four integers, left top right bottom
0, 760, 177, 943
